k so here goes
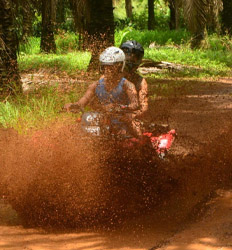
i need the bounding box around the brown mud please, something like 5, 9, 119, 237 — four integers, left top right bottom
0, 75, 232, 249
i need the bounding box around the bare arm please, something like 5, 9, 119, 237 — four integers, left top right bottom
75, 82, 97, 107
124, 79, 139, 111
64, 82, 97, 111
135, 78, 148, 118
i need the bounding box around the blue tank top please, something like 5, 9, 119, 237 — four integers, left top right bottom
95, 77, 129, 105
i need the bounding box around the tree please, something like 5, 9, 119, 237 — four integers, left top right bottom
0, 0, 21, 94
182, 0, 208, 48
169, 0, 176, 30
86, 0, 115, 69
168, 0, 181, 30
40, 0, 57, 53
70, 0, 114, 69
148, 0, 155, 30
56, 0, 68, 27
21, 1, 35, 41
207, 0, 223, 33
221, 0, 232, 34
125, 0, 133, 19
182, 0, 223, 48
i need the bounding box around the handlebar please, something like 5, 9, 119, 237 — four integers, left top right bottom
61, 103, 84, 114
61, 103, 136, 117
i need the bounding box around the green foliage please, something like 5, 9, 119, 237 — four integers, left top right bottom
145, 45, 232, 77
55, 32, 79, 53
0, 86, 85, 132
19, 33, 80, 55
131, 9, 148, 30
19, 37, 41, 55
32, 8, 75, 37
19, 52, 91, 73
114, 0, 170, 30
57, 18, 75, 32
32, 12, 42, 37
0, 87, 59, 132
207, 34, 232, 51
115, 28, 190, 47
154, 0, 170, 29
18, 30, 232, 78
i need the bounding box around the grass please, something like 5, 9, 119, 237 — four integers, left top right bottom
115, 28, 190, 47
19, 37, 41, 55
145, 46, 232, 77
19, 33, 79, 55
55, 32, 79, 53
0, 85, 85, 133
18, 31, 232, 78
19, 52, 91, 73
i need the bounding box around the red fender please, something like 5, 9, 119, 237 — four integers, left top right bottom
144, 129, 176, 154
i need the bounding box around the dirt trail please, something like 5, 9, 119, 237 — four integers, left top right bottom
0, 189, 232, 250
1, 76, 232, 250
149, 77, 232, 155
157, 189, 232, 250
0, 201, 177, 250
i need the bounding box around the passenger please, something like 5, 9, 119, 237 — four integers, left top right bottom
120, 40, 148, 120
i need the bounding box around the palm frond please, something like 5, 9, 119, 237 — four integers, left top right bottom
207, 0, 223, 32
183, 0, 208, 34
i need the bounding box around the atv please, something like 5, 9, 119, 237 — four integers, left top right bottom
79, 110, 176, 159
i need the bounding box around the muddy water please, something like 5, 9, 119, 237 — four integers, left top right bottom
0, 125, 178, 250
0, 124, 177, 228
0, 123, 232, 250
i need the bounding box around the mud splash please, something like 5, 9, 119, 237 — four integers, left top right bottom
0, 124, 169, 228
0, 124, 231, 230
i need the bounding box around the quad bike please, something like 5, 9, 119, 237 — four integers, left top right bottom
79, 109, 176, 159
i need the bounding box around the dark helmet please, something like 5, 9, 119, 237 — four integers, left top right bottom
120, 40, 144, 60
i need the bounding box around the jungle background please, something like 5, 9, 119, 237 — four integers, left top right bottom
0, 1, 232, 250
0, 0, 232, 130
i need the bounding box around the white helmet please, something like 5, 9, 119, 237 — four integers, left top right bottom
99, 46, 125, 71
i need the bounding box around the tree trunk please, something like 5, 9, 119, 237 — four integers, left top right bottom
22, 1, 34, 41
0, 0, 22, 94
175, 1, 180, 29
86, 0, 115, 70
70, 0, 114, 70
169, 0, 181, 30
56, 0, 65, 26
169, 0, 176, 30
183, 0, 208, 48
125, 0, 133, 19
40, 0, 57, 53
69, 0, 89, 50
207, 0, 223, 33
148, 0, 155, 30
221, 0, 232, 34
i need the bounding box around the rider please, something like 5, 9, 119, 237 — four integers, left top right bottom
64, 46, 141, 136
120, 40, 148, 120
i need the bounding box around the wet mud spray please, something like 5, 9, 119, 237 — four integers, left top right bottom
0, 123, 231, 230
